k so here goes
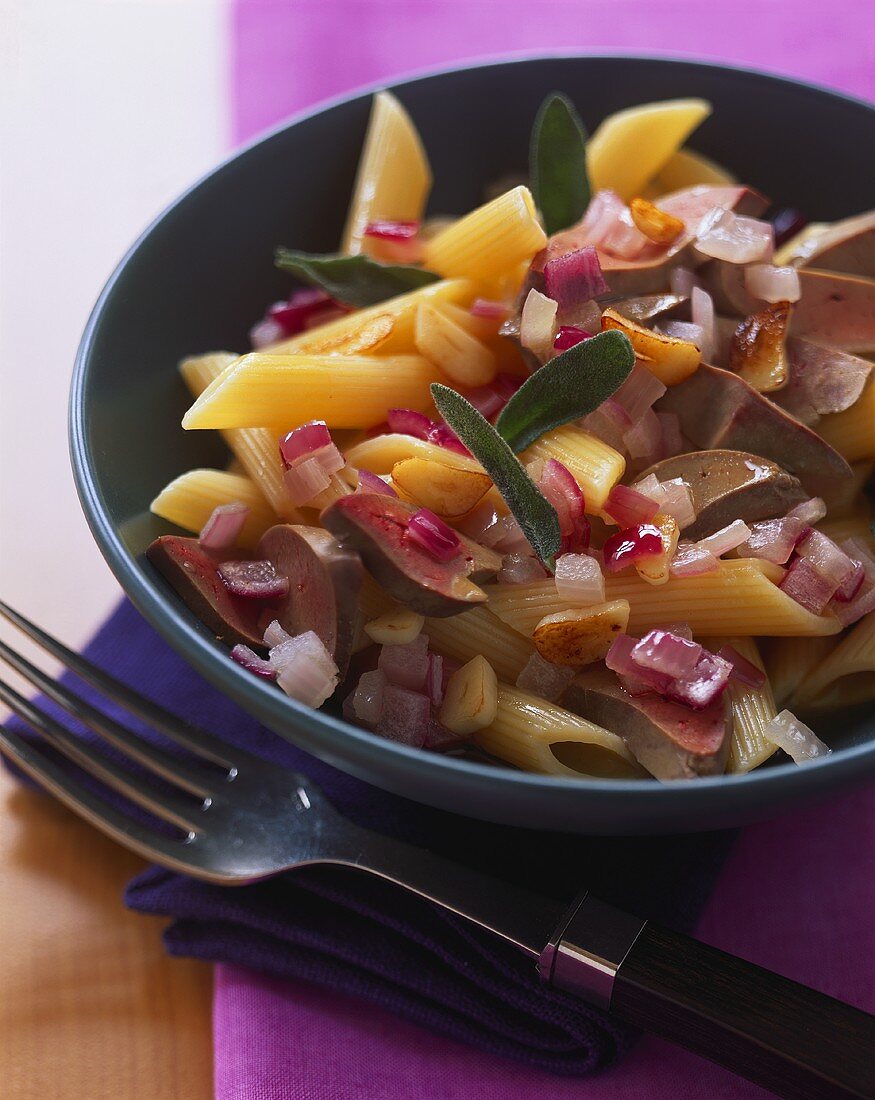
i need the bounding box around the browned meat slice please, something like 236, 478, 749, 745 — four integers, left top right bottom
561, 663, 731, 779
656, 363, 852, 482
257, 525, 363, 678
321, 493, 502, 617
793, 210, 875, 276
770, 338, 873, 425
790, 270, 875, 353
638, 450, 807, 540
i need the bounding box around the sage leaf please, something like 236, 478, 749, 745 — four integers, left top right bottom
495, 330, 635, 453
275, 249, 440, 307
530, 93, 590, 236
430, 384, 561, 567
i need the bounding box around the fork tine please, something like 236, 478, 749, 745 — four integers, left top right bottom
0, 599, 238, 768
0, 675, 208, 833
0, 635, 217, 797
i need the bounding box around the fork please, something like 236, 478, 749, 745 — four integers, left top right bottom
0, 599, 872, 1100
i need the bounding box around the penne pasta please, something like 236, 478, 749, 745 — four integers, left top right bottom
423, 186, 547, 281
414, 302, 497, 386
150, 468, 278, 549
712, 636, 778, 774
179, 352, 302, 520
761, 635, 838, 709
341, 90, 432, 256
268, 279, 475, 357
791, 611, 875, 713
486, 559, 843, 638
475, 685, 642, 779
817, 461, 873, 517
522, 424, 626, 512
182, 353, 442, 432
345, 433, 485, 476
818, 508, 875, 554
643, 146, 736, 196
817, 379, 875, 463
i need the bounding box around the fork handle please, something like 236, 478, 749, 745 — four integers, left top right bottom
542, 893, 875, 1099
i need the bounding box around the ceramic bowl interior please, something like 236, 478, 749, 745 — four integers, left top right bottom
71, 55, 875, 833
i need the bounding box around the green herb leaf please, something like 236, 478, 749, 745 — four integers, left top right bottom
529, 93, 591, 237
274, 249, 440, 308
495, 331, 635, 453
431, 384, 561, 568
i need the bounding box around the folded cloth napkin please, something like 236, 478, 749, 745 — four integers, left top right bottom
6, 600, 736, 1075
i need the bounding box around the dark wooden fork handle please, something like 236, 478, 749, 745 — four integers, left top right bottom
607, 924, 874, 1099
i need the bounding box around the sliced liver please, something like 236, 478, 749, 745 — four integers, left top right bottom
795, 210, 875, 276
770, 338, 872, 425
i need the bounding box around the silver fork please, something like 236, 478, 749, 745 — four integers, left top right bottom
0, 598, 872, 1100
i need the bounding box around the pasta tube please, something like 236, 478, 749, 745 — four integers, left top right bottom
818, 509, 875, 554
414, 302, 497, 386
522, 425, 626, 512
345, 434, 485, 476
712, 636, 778, 774
761, 636, 838, 709
817, 380, 875, 463
424, 186, 546, 281
644, 147, 735, 196
791, 611, 875, 713
182, 354, 441, 432
486, 560, 842, 638
475, 685, 642, 779
179, 352, 301, 520
341, 90, 432, 256
150, 469, 278, 549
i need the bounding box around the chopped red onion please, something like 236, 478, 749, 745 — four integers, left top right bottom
664, 650, 733, 710
604, 484, 659, 527
691, 286, 716, 362
263, 619, 292, 648
407, 508, 462, 561
738, 516, 808, 565
603, 524, 663, 573
697, 519, 752, 558
230, 644, 277, 679
796, 529, 855, 585
613, 362, 666, 422
356, 468, 397, 496
471, 298, 508, 319
364, 219, 420, 240
744, 264, 801, 304
538, 460, 590, 551
283, 455, 331, 506
582, 398, 633, 453
634, 475, 696, 529
279, 421, 334, 467
387, 408, 434, 440
352, 669, 387, 726
670, 541, 719, 576
622, 408, 662, 461
606, 634, 671, 694
762, 710, 830, 763
656, 413, 684, 461
831, 580, 875, 627
426, 653, 444, 707
787, 497, 827, 525
492, 514, 532, 554
596, 196, 652, 260
463, 373, 521, 420
270, 630, 339, 707
543, 246, 609, 309
427, 422, 470, 456
778, 556, 840, 614
669, 266, 701, 296
554, 553, 605, 604
516, 651, 575, 702
632, 630, 703, 680
249, 316, 286, 349
376, 685, 432, 747
833, 561, 866, 602
695, 208, 774, 264
218, 559, 290, 600
250, 289, 337, 347
198, 502, 250, 552
657, 622, 694, 641
520, 288, 558, 359
656, 320, 705, 348
499, 553, 548, 584
378, 634, 430, 692
553, 325, 593, 351
717, 644, 766, 689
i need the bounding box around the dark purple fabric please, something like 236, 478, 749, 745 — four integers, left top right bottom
5, 599, 735, 1075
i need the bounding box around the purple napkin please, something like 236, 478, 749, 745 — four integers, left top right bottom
6, 599, 735, 1075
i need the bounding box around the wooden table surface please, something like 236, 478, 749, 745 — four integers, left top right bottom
0, 765, 214, 1099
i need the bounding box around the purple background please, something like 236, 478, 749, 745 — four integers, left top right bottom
220, 3, 875, 1096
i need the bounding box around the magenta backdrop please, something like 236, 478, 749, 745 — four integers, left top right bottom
220, 3, 875, 1096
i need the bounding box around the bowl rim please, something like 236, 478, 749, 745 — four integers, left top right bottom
69, 52, 875, 817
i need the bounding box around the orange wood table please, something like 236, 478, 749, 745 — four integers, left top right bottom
0, 767, 213, 1098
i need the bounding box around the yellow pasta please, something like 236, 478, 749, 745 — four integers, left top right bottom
182, 354, 442, 432
345, 433, 484, 476
180, 352, 301, 520
761, 636, 838, 709
644, 147, 736, 196
818, 509, 875, 554
423, 186, 547, 281
521, 424, 626, 512
475, 686, 642, 779
486, 559, 842, 638
268, 279, 475, 356
414, 302, 497, 386
150, 468, 278, 549
341, 90, 432, 256
817, 379, 875, 463
817, 462, 873, 517
791, 611, 875, 713
712, 637, 778, 774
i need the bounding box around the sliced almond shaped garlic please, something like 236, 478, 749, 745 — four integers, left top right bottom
728, 300, 792, 393
533, 599, 631, 667
634, 513, 679, 585
629, 197, 686, 245
391, 456, 492, 519
601, 307, 700, 385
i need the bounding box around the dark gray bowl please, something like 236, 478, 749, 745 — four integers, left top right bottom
70, 55, 875, 834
